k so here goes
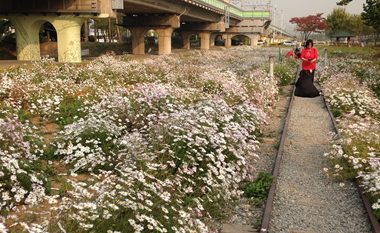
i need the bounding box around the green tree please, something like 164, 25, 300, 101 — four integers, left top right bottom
325, 8, 350, 37
336, 0, 354, 5
0, 18, 12, 36
347, 14, 373, 40
89, 13, 126, 43
361, 0, 380, 45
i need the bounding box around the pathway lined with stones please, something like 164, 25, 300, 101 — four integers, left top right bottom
268, 94, 373, 233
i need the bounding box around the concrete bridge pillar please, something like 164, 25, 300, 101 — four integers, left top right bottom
223, 34, 233, 46
9, 14, 91, 62
53, 16, 85, 62
129, 27, 147, 55
210, 34, 217, 47
10, 15, 42, 61
249, 34, 260, 46
180, 31, 194, 49
156, 28, 174, 55
199, 32, 211, 50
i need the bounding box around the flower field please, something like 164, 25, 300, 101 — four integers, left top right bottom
0, 47, 296, 233
317, 50, 380, 220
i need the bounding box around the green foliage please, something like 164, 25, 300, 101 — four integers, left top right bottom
325, 8, 350, 35
253, 217, 262, 227
278, 87, 283, 95
275, 64, 294, 86
336, 0, 353, 5
243, 172, 274, 199
17, 109, 31, 123
362, 0, 380, 34
81, 41, 131, 56
373, 208, 380, 220
247, 197, 263, 207
331, 108, 343, 118
53, 98, 85, 126
202, 79, 223, 94
1, 33, 16, 45
0, 18, 12, 35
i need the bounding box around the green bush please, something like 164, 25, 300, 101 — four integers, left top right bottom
275, 64, 294, 86
1, 33, 15, 45
40, 35, 47, 43
331, 108, 343, 118
243, 172, 274, 200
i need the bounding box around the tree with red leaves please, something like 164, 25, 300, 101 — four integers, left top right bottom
289, 13, 328, 41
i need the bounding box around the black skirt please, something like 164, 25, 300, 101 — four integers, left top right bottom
295, 70, 320, 98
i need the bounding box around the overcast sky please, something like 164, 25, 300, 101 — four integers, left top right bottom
269, 0, 367, 31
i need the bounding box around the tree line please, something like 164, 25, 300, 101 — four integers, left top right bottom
290, 0, 380, 43
325, 8, 374, 40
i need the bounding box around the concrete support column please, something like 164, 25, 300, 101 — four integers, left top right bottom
156, 28, 174, 55
53, 16, 85, 62
223, 34, 232, 46
129, 27, 147, 55
210, 34, 217, 47
249, 34, 260, 46
181, 31, 193, 49
199, 32, 211, 50
9, 13, 109, 62
10, 15, 42, 61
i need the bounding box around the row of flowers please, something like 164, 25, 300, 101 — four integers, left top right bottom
0, 47, 294, 232
317, 51, 380, 219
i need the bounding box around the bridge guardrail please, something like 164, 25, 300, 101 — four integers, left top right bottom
269, 25, 293, 37
182, 0, 270, 20
0, 0, 101, 14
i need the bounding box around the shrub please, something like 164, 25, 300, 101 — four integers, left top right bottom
275, 64, 294, 86
1, 33, 15, 45
331, 108, 343, 118
243, 172, 274, 200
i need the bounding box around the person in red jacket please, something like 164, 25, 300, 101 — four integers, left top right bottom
300, 39, 318, 83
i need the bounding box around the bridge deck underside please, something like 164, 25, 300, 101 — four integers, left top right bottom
121, 2, 218, 23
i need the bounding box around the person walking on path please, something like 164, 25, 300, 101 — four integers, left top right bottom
300, 39, 318, 83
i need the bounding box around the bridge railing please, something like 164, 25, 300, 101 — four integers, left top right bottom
269, 25, 294, 37
182, 0, 270, 20
0, 0, 101, 14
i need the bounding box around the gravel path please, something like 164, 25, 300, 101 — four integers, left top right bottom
268, 95, 373, 233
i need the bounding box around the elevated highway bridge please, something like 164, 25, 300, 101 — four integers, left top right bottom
0, 0, 291, 62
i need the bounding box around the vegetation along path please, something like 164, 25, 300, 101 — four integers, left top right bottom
268, 93, 373, 232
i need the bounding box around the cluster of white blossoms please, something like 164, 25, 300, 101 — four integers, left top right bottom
0, 47, 289, 232
318, 53, 380, 211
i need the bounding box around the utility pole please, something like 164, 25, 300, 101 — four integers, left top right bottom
273, 5, 276, 42
281, 10, 284, 38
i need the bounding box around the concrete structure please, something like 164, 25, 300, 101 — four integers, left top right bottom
0, 0, 293, 62
0, 0, 116, 62
117, 0, 277, 55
